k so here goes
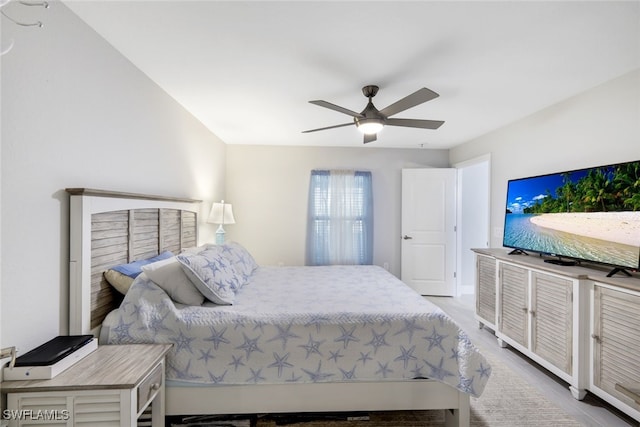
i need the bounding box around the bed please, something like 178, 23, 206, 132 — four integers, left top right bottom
67, 188, 490, 427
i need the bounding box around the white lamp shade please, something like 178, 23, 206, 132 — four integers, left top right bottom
208, 201, 236, 225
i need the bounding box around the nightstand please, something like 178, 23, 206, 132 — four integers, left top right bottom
1, 344, 171, 427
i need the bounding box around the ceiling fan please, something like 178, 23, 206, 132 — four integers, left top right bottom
302, 85, 444, 144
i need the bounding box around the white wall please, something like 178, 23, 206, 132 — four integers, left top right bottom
225, 145, 449, 277
450, 69, 640, 248
1, 2, 227, 354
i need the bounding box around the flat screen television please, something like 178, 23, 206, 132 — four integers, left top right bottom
503, 160, 640, 277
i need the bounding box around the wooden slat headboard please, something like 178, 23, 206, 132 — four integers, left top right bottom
67, 188, 201, 335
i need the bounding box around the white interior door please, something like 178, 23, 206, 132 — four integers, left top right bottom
401, 168, 457, 296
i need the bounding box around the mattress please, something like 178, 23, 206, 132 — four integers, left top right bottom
101, 265, 491, 397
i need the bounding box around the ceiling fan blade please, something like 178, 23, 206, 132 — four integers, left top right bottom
309, 100, 363, 117
386, 118, 445, 129
363, 133, 377, 144
302, 122, 354, 133
379, 88, 439, 118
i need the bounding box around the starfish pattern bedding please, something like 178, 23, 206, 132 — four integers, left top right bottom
101, 265, 491, 397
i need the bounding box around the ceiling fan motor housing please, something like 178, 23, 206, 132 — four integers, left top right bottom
355, 87, 386, 133
362, 85, 379, 98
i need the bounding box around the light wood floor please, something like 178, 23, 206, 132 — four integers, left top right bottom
426, 295, 638, 427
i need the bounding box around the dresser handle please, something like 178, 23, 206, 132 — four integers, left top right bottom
591, 334, 601, 343
150, 383, 160, 391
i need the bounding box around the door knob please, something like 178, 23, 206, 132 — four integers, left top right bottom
403, 235, 413, 240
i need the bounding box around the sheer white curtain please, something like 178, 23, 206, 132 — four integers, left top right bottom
306, 169, 373, 266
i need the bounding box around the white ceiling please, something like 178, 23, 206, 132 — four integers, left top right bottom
63, 1, 640, 149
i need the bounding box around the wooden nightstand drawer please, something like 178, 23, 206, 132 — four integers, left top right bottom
138, 362, 163, 412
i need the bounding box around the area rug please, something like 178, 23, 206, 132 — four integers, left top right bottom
168, 344, 583, 427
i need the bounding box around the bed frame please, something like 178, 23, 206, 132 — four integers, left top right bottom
67, 188, 470, 427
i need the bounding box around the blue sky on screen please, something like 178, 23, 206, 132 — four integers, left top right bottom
506, 170, 590, 213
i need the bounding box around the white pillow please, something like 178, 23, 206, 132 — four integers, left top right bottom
176, 247, 241, 305
105, 251, 174, 294
141, 257, 205, 306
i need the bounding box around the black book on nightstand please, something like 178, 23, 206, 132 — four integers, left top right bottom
4, 335, 98, 380
13, 335, 94, 367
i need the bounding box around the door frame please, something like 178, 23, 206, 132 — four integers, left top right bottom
453, 154, 491, 296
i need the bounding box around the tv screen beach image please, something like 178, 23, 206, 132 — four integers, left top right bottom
504, 161, 640, 269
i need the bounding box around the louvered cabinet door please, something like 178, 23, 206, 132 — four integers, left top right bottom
499, 263, 529, 348
5, 395, 68, 426
531, 272, 573, 374
6, 391, 131, 427
73, 392, 132, 427
593, 286, 640, 413
476, 255, 496, 326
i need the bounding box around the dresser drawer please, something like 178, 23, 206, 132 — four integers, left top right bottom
138, 363, 163, 412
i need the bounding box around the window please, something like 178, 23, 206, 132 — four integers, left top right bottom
306, 169, 373, 266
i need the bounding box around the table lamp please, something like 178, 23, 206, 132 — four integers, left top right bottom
208, 200, 235, 244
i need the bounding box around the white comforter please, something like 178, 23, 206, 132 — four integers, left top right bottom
101, 265, 491, 397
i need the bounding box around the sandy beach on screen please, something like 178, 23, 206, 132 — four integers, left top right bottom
529, 212, 640, 247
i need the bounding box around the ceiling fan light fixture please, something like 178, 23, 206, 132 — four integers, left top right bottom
304, 85, 443, 144
355, 119, 384, 135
